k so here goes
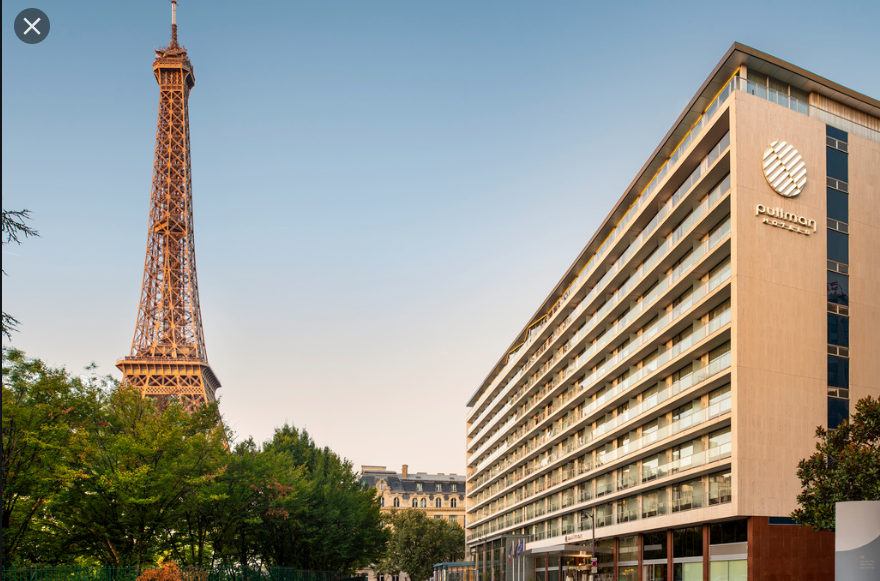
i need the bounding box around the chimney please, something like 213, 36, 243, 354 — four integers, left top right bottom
402, 464, 408, 478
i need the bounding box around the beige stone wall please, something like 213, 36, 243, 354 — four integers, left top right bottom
731, 91, 828, 518
847, 133, 880, 405
730, 90, 880, 519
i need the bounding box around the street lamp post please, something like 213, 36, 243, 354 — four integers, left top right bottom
580, 508, 596, 580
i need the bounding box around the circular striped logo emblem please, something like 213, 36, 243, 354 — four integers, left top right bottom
763, 141, 807, 198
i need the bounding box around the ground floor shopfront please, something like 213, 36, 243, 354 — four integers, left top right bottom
469, 517, 833, 581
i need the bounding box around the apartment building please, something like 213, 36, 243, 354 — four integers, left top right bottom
362, 464, 466, 524
464, 43, 880, 581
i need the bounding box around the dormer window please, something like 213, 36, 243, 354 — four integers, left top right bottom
416, 483, 423, 491
436, 483, 443, 492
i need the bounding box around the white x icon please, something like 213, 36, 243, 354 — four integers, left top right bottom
23, 17, 41, 35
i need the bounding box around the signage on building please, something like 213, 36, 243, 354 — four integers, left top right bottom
836, 501, 880, 580
564, 532, 586, 543
763, 141, 806, 197
755, 204, 817, 236
757, 140, 815, 236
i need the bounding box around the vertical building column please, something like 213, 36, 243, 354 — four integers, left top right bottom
637, 534, 644, 581
613, 537, 619, 579
667, 530, 674, 580
702, 524, 710, 581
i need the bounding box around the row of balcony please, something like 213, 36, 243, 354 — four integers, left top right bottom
470, 467, 733, 541
469, 174, 731, 467
467, 115, 734, 431
468, 227, 732, 487
468, 367, 731, 523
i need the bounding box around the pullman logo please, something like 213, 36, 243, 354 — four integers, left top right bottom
763, 141, 807, 197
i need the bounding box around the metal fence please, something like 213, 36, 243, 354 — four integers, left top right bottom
2, 568, 362, 581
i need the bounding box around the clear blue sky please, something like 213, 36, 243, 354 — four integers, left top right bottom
3, 0, 879, 474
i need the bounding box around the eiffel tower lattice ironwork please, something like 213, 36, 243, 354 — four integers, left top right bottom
117, 1, 220, 411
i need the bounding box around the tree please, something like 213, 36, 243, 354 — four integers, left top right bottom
2, 349, 103, 564
381, 509, 466, 581
1, 209, 38, 339
257, 424, 389, 571
51, 385, 229, 566
791, 395, 880, 531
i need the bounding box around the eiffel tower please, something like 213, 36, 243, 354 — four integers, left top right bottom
117, 1, 220, 411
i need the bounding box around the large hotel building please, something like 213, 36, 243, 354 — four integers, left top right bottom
464, 44, 879, 581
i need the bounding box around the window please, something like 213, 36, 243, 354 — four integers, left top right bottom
708, 472, 732, 505
642, 488, 665, 519
672, 400, 698, 423
393, 497, 399, 508
827, 271, 849, 305
708, 428, 731, 460
450, 515, 457, 524
377, 481, 385, 491
709, 341, 731, 363
642, 453, 666, 482
827, 188, 848, 223
451, 483, 457, 492
412, 498, 418, 507
828, 397, 849, 430
420, 498, 426, 508
450, 498, 457, 508
711, 519, 747, 544
827, 230, 849, 264
434, 515, 442, 519
709, 385, 731, 411
672, 479, 703, 512
709, 560, 747, 581
672, 438, 703, 473
643, 530, 667, 560
617, 496, 639, 523
415, 483, 422, 491
435, 498, 442, 508
618, 463, 638, 489
673, 526, 703, 558
828, 356, 849, 388
827, 148, 849, 182
436, 483, 442, 492
380, 497, 385, 507
828, 314, 849, 347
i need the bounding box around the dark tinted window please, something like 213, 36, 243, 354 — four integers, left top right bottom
828, 314, 849, 347
828, 356, 849, 388
827, 188, 848, 223
826, 148, 848, 182
828, 397, 849, 429
827, 272, 849, 305
827, 126, 848, 142
710, 520, 747, 545
827, 230, 849, 264
673, 526, 702, 558
643, 531, 667, 560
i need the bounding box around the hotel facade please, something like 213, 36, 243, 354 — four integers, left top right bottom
464, 44, 879, 581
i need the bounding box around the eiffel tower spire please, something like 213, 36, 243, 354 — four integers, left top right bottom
117, 2, 220, 411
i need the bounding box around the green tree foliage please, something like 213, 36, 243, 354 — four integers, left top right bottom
2, 350, 389, 570
2, 349, 102, 563
1, 209, 38, 339
53, 387, 229, 566
792, 395, 880, 531
381, 509, 465, 581
257, 425, 389, 570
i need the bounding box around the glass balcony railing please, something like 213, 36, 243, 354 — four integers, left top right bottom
468, 182, 731, 466
467, 361, 732, 516
468, 240, 731, 480
467, 124, 734, 433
